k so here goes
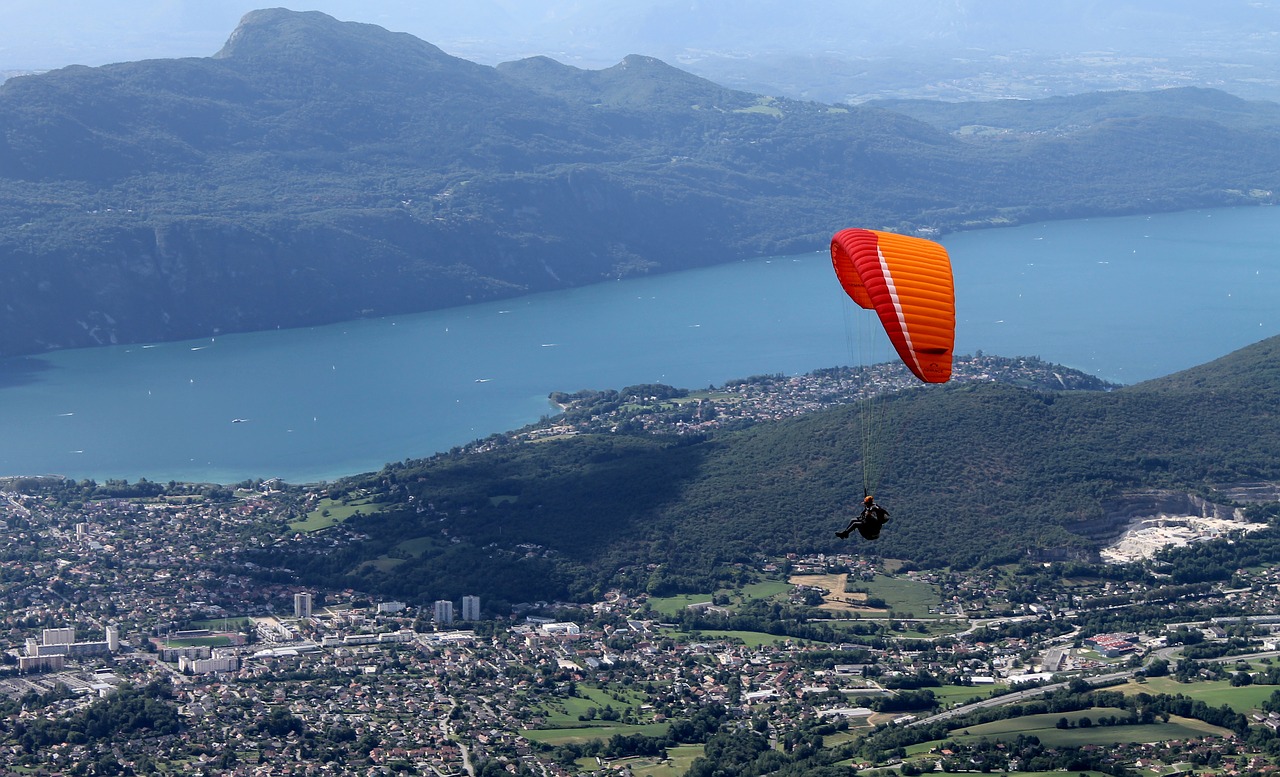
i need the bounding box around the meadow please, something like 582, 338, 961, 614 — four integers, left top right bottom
1120, 677, 1280, 713
292, 496, 382, 532
929, 708, 1233, 748
931, 683, 1006, 708
521, 682, 666, 745
646, 579, 792, 618
643, 570, 963, 649
677, 628, 815, 648
646, 571, 945, 620
574, 744, 705, 777
522, 723, 671, 746
859, 574, 945, 618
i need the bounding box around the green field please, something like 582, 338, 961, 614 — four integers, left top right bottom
646, 578, 792, 618
393, 536, 435, 556
683, 629, 818, 648
292, 496, 381, 532
889, 619, 969, 638
617, 744, 705, 777
366, 556, 406, 572
573, 744, 705, 776
942, 708, 1232, 747
646, 593, 712, 617
189, 617, 250, 631
524, 683, 671, 745
931, 683, 1005, 708
1121, 677, 1280, 712
534, 684, 650, 728
823, 724, 875, 748
354, 536, 437, 573
522, 722, 670, 746
164, 635, 233, 648
901, 772, 1109, 777
739, 579, 792, 600
859, 574, 943, 618
892, 764, 1110, 777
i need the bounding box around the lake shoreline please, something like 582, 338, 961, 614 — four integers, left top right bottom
2, 205, 1278, 485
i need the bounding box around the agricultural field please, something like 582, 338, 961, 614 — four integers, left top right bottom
1121, 677, 1280, 713
787, 571, 946, 619
932, 708, 1233, 748
790, 573, 878, 613
859, 574, 945, 618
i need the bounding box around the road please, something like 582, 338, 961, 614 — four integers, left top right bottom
907, 646, 1280, 728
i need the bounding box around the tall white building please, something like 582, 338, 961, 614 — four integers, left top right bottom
461, 595, 481, 621
433, 599, 454, 625
294, 592, 313, 618
179, 654, 239, 674
43, 627, 75, 646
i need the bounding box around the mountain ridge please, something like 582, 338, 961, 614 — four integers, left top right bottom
1, 8, 1278, 357
254, 336, 1280, 604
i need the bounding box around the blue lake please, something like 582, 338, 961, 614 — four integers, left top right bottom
2, 206, 1278, 484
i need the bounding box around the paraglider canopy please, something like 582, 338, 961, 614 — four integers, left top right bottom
830, 228, 955, 383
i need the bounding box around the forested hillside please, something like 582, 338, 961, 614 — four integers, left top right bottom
252, 337, 1280, 609
1, 8, 1279, 356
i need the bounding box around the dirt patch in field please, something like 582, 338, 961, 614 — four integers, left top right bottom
789, 573, 885, 613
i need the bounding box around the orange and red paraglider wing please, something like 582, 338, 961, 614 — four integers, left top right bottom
830, 228, 955, 383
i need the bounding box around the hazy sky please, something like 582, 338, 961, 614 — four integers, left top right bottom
5, 1, 655, 70
4, 2, 1280, 101
5, 1, 1279, 68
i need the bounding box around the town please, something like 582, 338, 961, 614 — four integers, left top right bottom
1, 357, 1279, 775
532, 353, 1116, 445
4, 476, 1280, 775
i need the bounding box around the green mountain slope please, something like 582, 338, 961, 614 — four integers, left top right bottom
868, 88, 1280, 134
257, 338, 1280, 606
1, 9, 1279, 356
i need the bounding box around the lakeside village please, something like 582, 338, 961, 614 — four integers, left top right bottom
2, 356, 1280, 774
516, 353, 1116, 445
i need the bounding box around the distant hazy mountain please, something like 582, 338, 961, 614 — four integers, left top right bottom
1, 8, 1279, 357
258, 336, 1280, 604
6, 2, 1279, 101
